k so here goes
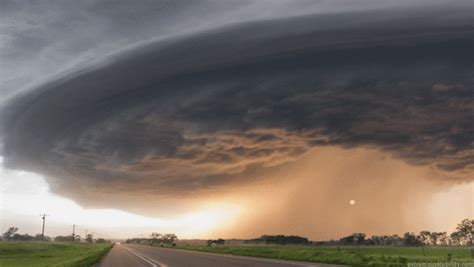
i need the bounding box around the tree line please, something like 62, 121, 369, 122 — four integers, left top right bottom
221, 219, 473, 247
333, 219, 473, 246
1, 227, 48, 242
125, 233, 178, 246
244, 235, 310, 245
1, 227, 111, 243
2, 218, 471, 247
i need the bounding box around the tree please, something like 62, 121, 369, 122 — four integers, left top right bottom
149, 233, 162, 246
369, 235, 401, 246
11, 233, 33, 241
450, 231, 462, 246
352, 233, 366, 245
419, 231, 431, 245
207, 239, 225, 246
429, 232, 446, 246
453, 219, 473, 245
34, 233, 51, 241
150, 233, 162, 239
436, 232, 448, 246
248, 235, 309, 245
403, 232, 421, 246
162, 233, 178, 244
86, 233, 93, 243
340, 233, 366, 245
3, 227, 18, 240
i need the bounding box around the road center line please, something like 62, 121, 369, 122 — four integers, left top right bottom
123, 245, 168, 267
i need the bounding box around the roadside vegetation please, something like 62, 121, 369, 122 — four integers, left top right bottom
170, 244, 474, 266
160, 218, 473, 266
0, 227, 113, 267
0, 242, 112, 267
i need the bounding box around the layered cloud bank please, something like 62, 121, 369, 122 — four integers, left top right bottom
1, 4, 473, 219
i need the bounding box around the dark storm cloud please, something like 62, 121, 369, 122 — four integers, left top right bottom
0, 0, 242, 98
1, 4, 474, 207
3, 0, 467, 97
3, 0, 396, 99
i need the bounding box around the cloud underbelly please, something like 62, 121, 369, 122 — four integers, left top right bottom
1, 12, 473, 209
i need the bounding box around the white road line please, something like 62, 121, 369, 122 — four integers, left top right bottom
123, 245, 168, 267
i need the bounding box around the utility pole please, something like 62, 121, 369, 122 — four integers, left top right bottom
85, 229, 88, 241
72, 224, 76, 242
40, 213, 49, 240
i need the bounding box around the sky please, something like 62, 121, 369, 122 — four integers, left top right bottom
0, 0, 473, 240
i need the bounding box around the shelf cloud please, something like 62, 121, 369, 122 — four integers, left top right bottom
1, 3, 473, 218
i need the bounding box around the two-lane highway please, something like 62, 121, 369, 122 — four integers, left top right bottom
98, 243, 343, 267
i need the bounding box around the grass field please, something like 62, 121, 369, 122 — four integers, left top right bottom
0, 242, 113, 267
170, 244, 474, 266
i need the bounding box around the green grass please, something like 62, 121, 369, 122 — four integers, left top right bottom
0, 241, 113, 267
168, 244, 474, 266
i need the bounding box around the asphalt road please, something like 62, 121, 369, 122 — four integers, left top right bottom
97, 243, 343, 267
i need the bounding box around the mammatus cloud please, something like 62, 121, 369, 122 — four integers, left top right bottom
1, 5, 473, 214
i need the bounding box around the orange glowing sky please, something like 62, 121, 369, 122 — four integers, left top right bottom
2, 147, 472, 239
